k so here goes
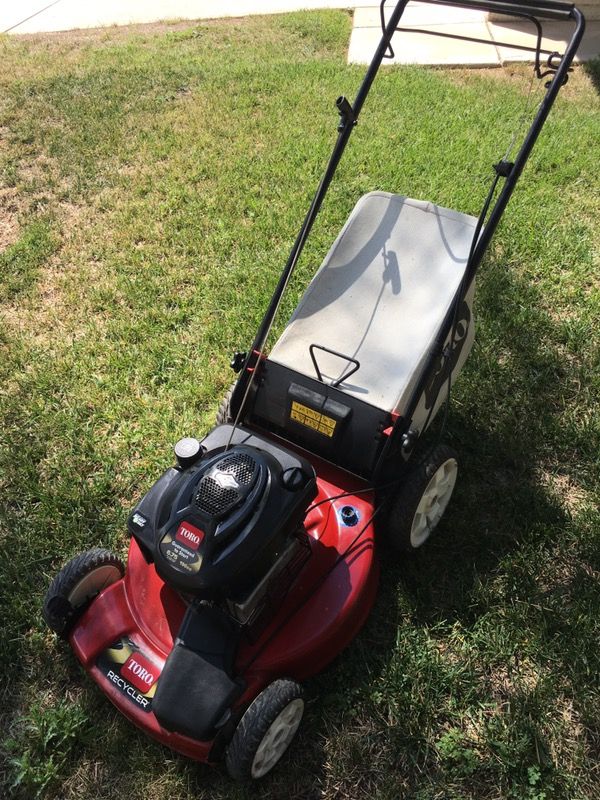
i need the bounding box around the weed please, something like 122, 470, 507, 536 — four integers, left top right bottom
3, 700, 88, 798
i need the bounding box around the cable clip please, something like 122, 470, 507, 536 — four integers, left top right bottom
494, 160, 514, 178
336, 96, 357, 131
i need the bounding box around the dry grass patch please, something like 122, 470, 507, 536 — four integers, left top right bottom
537, 468, 595, 515
0, 185, 19, 249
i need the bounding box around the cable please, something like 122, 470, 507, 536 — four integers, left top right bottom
224, 368, 258, 452
417, 46, 546, 457
304, 472, 410, 516
503, 66, 541, 164
305, 485, 377, 514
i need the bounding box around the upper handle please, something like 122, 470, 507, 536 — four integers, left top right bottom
411, 0, 578, 20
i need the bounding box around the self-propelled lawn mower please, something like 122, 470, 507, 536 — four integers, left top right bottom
42, 0, 584, 781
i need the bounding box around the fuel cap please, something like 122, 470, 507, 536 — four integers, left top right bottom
174, 437, 203, 469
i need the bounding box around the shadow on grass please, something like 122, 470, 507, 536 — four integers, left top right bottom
582, 56, 600, 94
300, 257, 598, 797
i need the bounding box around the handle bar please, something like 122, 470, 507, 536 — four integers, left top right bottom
417, 0, 576, 20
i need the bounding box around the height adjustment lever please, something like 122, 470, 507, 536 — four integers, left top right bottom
336, 96, 357, 131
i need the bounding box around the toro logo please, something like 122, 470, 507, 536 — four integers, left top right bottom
175, 521, 204, 551
121, 652, 159, 693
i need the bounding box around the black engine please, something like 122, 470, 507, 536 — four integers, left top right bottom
125, 424, 317, 744
127, 425, 317, 606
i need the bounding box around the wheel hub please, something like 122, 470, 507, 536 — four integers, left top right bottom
410, 457, 457, 548
250, 698, 305, 778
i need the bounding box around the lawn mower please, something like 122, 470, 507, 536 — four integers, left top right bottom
42, 0, 584, 782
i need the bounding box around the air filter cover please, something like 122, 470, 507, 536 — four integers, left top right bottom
195, 451, 260, 517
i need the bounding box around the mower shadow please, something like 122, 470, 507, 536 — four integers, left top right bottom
294, 255, 597, 792
583, 57, 600, 95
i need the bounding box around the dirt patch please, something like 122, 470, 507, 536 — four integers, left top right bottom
1, 148, 71, 253
0, 253, 97, 349
446, 62, 593, 101
12, 16, 233, 48
0, 197, 95, 348
537, 468, 593, 514
18, 152, 56, 185
0, 187, 20, 250
548, 696, 586, 769
484, 656, 543, 703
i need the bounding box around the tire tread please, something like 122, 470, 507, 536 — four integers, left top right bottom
225, 678, 303, 781
43, 548, 124, 637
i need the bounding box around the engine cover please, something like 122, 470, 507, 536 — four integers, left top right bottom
128, 426, 317, 599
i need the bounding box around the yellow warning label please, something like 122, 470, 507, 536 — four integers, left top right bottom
290, 402, 337, 438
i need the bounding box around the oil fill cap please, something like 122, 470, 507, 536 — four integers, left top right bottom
282, 466, 307, 491
174, 437, 203, 469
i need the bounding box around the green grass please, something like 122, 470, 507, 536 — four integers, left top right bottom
0, 11, 599, 799
0, 219, 57, 301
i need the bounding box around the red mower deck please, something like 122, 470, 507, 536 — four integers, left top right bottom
70, 473, 378, 761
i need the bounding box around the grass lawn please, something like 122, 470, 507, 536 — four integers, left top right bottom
0, 10, 599, 799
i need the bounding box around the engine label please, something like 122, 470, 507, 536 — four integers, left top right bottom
96, 638, 161, 713
175, 521, 204, 551
160, 526, 203, 574
290, 401, 337, 437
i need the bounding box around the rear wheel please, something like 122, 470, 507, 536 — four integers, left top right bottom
43, 548, 124, 637
225, 679, 304, 781
388, 444, 458, 551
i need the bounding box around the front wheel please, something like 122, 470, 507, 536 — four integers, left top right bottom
225, 679, 304, 781
388, 444, 458, 551
43, 548, 124, 637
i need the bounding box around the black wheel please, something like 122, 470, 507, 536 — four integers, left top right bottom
388, 444, 458, 551
225, 679, 304, 781
43, 548, 124, 637
216, 382, 235, 425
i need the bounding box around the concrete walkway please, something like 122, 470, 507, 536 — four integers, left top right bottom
349, 3, 600, 64
2, 1, 598, 66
